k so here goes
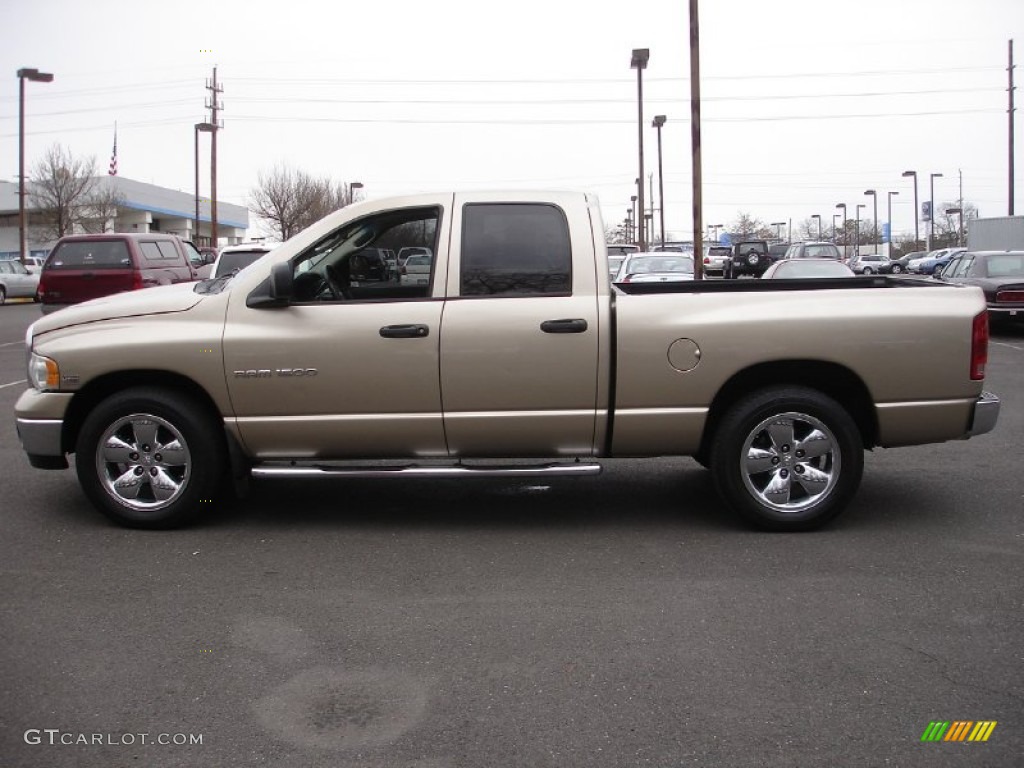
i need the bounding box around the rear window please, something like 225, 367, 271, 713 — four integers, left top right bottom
47, 241, 131, 270
214, 250, 267, 278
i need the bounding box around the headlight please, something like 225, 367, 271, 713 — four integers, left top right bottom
28, 353, 60, 391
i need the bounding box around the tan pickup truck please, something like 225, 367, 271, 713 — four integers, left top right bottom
15, 192, 1000, 531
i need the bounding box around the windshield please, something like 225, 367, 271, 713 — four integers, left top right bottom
214, 250, 268, 278
984, 254, 1024, 277
620, 255, 694, 276
47, 240, 130, 269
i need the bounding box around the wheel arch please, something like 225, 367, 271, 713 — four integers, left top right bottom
698, 360, 878, 457
61, 370, 227, 456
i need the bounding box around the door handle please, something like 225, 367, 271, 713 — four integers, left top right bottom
379, 324, 430, 338
540, 318, 588, 334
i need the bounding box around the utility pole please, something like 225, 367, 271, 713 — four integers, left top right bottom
205, 67, 224, 247
688, 0, 704, 280
1010, 40, 1016, 215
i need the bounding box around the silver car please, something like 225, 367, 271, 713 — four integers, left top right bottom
0, 259, 40, 303
613, 252, 695, 283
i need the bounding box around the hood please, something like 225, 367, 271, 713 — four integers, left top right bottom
31, 282, 205, 336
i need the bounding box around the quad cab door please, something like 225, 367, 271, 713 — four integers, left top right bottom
222, 197, 452, 459
439, 193, 603, 457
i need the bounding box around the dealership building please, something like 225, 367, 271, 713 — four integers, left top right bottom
0, 176, 249, 259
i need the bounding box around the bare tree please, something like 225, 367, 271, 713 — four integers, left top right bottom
250, 164, 360, 242
79, 177, 126, 234
28, 144, 100, 242
729, 212, 772, 240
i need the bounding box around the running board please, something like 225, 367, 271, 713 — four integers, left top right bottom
251, 461, 603, 480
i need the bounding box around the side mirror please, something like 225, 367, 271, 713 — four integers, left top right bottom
269, 262, 294, 300
204, 253, 217, 265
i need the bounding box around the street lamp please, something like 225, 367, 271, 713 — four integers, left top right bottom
350, 181, 364, 203
630, 195, 638, 243
864, 189, 878, 254
835, 203, 847, 258
855, 204, 865, 258
886, 191, 899, 256
631, 48, 650, 251
652, 115, 666, 248
945, 207, 963, 246
928, 172, 943, 250
17, 67, 54, 263
811, 214, 822, 240
901, 170, 919, 248
832, 214, 841, 242
193, 122, 214, 245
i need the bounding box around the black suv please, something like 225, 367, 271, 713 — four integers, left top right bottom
724, 240, 771, 278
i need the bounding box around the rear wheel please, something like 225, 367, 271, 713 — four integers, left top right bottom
863, 267, 874, 274
75, 387, 225, 528
890, 264, 904, 274
709, 386, 863, 531
0, 286, 6, 305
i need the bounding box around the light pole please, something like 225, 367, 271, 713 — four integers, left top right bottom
886, 191, 899, 256
17, 67, 54, 263
811, 214, 822, 240
902, 170, 919, 248
832, 214, 841, 242
864, 189, 878, 254
630, 195, 638, 244
193, 122, 214, 245
652, 115, 666, 248
835, 203, 847, 259
855, 204, 865, 259
945, 207, 963, 246
928, 173, 943, 250
771, 222, 786, 241
350, 181, 364, 203
631, 48, 650, 251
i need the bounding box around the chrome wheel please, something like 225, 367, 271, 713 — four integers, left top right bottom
890, 264, 903, 274
740, 411, 840, 513
95, 413, 192, 511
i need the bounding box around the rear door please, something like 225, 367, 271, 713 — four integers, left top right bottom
439, 193, 601, 457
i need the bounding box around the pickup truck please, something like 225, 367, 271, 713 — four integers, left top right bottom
14, 191, 1000, 532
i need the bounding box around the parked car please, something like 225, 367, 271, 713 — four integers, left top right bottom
848, 253, 890, 274
211, 244, 273, 279
0, 259, 40, 303
37, 233, 199, 314
613, 253, 694, 283
724, 240, 771, 278
399, 253, 432, 286
784, 242, 843, 261
397, 246, 432, 267
935, 250, 1024, 322
878, 251, 924, 274
607, 244, 639, 261
918, 248, 966, 275
761, 259, 856, 279
908, 248, 951, 273
702, 245, 732, 276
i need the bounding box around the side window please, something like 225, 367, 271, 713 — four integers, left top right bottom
951, 256, 973, 278
0, 262, 11, 274
291, 206, 440, 303
460, 203, 571, 297
155, 241, 183, 263
139, 242, 164, 262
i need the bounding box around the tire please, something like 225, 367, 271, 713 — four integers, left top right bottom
863, 267, 874, 275
75, 387, 225, 529
709, 386, 863, 531
890, 264, 903, 274
0, 286, 6, 305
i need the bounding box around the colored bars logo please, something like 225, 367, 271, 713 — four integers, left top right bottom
921, 721, 997, 742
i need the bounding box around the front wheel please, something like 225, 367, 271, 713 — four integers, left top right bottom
75, 387, 225, 528
863, 267, 874, 275
890, 264, 904, 274
709, 387, 863, 531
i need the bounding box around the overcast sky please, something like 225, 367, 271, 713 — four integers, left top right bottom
2, 0, 1022, 242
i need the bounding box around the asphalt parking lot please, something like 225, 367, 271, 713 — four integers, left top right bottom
0, 300, 1021, 768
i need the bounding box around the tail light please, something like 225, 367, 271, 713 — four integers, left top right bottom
36, 273, 46, 297
703, 256, 710, 265
970, 311, 988, 381
401, 265, 407, 276
132, 270, 144, 290
995, 289, 1024, 303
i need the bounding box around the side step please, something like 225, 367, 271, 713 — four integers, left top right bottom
251, 461, 603, 480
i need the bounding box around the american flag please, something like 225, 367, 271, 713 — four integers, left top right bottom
108, 124, 118, 176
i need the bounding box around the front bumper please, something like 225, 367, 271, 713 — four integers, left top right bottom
966, 391, 1000, 438
16, 418, 68, 468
